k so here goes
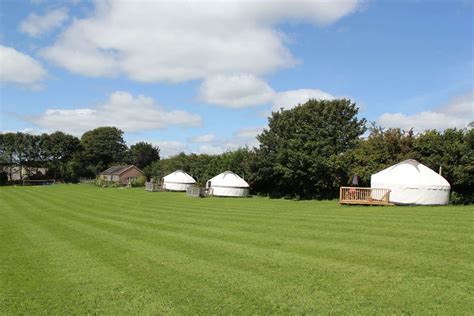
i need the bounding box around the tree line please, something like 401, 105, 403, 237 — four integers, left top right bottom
0, 127, 159, 183
1, 99, 472, 203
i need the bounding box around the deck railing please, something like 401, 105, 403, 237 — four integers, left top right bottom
339, 187, 392, 205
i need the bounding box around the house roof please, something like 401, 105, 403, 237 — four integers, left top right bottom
100, 165, 141, 175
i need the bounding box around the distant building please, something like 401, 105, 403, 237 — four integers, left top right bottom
99, 165, 144, 186
3, 166, 48, 181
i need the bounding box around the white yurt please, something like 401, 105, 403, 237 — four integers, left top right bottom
207, 171, 249, 197
162, 170, 196, 191
370, 159, 450, 205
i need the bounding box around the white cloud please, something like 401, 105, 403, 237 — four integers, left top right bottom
152, 140, 188, 158
378, 92, 473, 131
0, 45, 46, 87
191, 133, 217, 143
193, 126, 262, 155
198, 144, 227, 155
20, 8, 68, 37
0, 128, 46, 135
235, 126, 263, 138
41, 0, 359, 82
272, 89, 336, 111
26, 91, 202, 134
199, 74, 275, 107
198, 73, 337, 109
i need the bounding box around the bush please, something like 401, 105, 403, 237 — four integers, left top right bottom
95, 177, 105, 187
131, 175, 146, 187
95, 177, 117, 188
0, 171, 8, 185
450, 191, 473, 205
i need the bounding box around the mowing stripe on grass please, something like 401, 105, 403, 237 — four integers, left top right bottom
1, 185, 472, 314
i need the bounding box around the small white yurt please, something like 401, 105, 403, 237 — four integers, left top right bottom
207, 171, 249, 197
371, 159, 450, 205
162, 170, 196, 191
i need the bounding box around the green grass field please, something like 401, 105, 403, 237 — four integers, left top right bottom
1, 185, 472, 314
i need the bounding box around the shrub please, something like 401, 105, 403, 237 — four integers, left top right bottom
0, 171, 8, 185
130, 176, 146, 187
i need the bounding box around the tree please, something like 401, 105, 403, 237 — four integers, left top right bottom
43, 131, 81, 180
0, 133, 17, 180
80, 127, 127, 174
126, 142, 160, 169
255, 99, 366, 199
413, 128, 473, 204
347, 124, 415, 186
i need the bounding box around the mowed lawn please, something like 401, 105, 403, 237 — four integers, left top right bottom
0, 185, 472, 314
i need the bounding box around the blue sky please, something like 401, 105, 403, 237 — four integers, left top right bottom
0, 0, 472, 156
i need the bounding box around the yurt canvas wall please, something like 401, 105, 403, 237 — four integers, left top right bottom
207, 171, 249, 197
370, 159, 450, 205
162, 170, 196, 191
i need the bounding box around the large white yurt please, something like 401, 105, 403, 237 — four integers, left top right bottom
162, 170, 196, 191
370, 159, 450, 205
207, 171, 249, 197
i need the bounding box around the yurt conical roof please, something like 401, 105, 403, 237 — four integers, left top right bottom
208, 171, 249, 187
371, 159, 450, 188
163, 170, 196, 184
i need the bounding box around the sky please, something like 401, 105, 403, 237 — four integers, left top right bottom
0, 0, 472, 157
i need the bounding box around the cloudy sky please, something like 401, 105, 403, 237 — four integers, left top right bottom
0, 0, 472, 156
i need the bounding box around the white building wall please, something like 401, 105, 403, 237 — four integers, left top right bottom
371, 181, 450, 205
210, 186, 249, 197
163, 182, 194, 191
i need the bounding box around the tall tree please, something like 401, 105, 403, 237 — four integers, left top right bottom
347, 125, 415, 186
255, 99, 366, 199
81, 127, 127, 173
126, 142, 160, 169
0, 133, 17, 180
413, 128, 473, 204
43, 131, 81, 180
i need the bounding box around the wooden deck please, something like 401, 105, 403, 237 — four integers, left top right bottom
339, 187, 393, 206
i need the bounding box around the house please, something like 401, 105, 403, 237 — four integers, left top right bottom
3, 166, 48, 181
99, 165, 144, 186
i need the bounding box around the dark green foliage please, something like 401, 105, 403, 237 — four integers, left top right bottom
255, 99, 366, 199
126, 142, 160, 169
347, 125, 416, 186
130, 175, 147, 187
0, 132, 49, 180
81, 127, 127, 173
0, 133, 18, 180
43, 131, 81, 181
413, 129, 473, 204
0, 171, 7, 185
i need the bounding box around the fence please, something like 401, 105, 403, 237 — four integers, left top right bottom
186, 186, 205, 197
145, 181, 161, 192
22, 179, 55, 186
79, 178, 96, 185
339, 187, 392, 205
